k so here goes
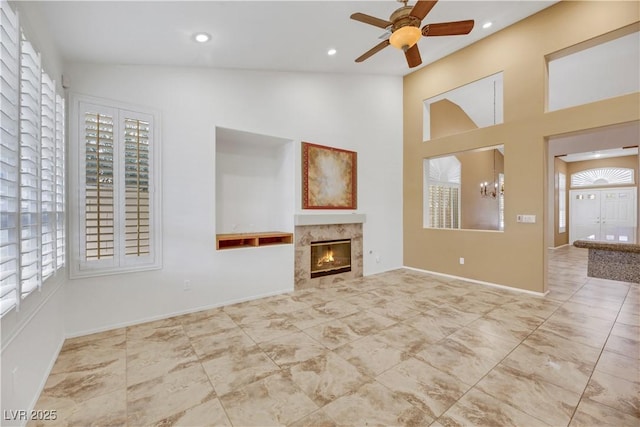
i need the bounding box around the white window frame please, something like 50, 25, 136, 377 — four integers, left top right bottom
69, 93, 162, 278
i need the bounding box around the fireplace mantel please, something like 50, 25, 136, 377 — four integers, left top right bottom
294, 214, 366, 226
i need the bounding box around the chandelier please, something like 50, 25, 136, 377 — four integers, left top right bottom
480, 149, 504, 199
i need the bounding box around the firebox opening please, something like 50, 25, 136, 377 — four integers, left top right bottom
310, 239, 351, 278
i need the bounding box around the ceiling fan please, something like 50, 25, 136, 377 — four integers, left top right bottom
350, 0, 475, 68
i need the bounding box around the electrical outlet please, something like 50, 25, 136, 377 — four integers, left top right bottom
375, 255, 381, 263
459, 257, 465, 265
183, 280, 191, 291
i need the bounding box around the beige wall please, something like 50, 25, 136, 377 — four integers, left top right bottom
403, 1, 640, 293
431, 99, 478, 139
459, 149, 504, 230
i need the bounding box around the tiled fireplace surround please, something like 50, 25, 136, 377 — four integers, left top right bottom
294, 217, 364, 290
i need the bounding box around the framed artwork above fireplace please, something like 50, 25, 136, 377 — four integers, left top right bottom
302, 142, 357, 209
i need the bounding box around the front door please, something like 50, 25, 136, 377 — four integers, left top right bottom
570, 187, 637, 243
600, 188, 637, 242
570, 190, 601, 242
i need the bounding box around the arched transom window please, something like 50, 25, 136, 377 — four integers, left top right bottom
571, 168, 634, 188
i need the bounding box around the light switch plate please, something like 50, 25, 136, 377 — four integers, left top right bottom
517, 214, 536, 223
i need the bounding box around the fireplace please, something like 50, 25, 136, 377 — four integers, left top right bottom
294, 221, 363, 289
310, 239, 351, 278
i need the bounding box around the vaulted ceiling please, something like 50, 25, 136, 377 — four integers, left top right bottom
31, 0, 557, 76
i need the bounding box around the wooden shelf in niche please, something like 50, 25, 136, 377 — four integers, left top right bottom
216, 232, 293, 250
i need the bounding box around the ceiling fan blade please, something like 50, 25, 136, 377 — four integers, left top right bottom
355, 39, 391, 63
405, 44, 422, 68
350, 12, 392, 29
422, 20, 475, 37
410, 0, 438, 20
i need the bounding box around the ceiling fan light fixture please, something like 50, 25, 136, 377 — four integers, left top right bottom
389, 25, 421, 50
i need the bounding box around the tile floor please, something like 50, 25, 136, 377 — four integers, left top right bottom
29, 246, 639, 426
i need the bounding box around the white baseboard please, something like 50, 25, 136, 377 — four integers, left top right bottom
365, 265, 404, 277
402, 266, 548, 297
24, 337, 65, 427
66, 265, 409, 340
64, 287, 293, 339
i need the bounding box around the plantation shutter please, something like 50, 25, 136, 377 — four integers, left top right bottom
428, 185, 459, 229
0, 0, 20, 314
123, 115, 151, 258
0, 1, 66, 318
19, 35, 41, 297
450, 187, 459, 228
55, 94, 65, 267
75, 99, 158, 276
41, 71, 55, 280
425, 156, 461, 230
428, 185, 441, 228
83, 107, 116, 263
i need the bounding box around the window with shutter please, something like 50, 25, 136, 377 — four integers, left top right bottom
123, 117, 151, 257
0, 0, 20, 314
84, 110, 115, 262
55, 94, 65, 267
428, 185, 460, 229
424, 156, 461, 229
0, 0, 66, 317
70, 96, 161, 277
19, 35, 42, 298
41, 71, 56, 280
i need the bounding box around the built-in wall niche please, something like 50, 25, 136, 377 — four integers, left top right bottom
547, 24, 639, 112
424, 145, 505, 231
215, 127, 294, 247
423, 72, 503, 141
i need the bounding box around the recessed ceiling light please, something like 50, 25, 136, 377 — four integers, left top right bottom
194, 32, 211, 43
327, 48, 337, 56
482, 22, 493, 29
